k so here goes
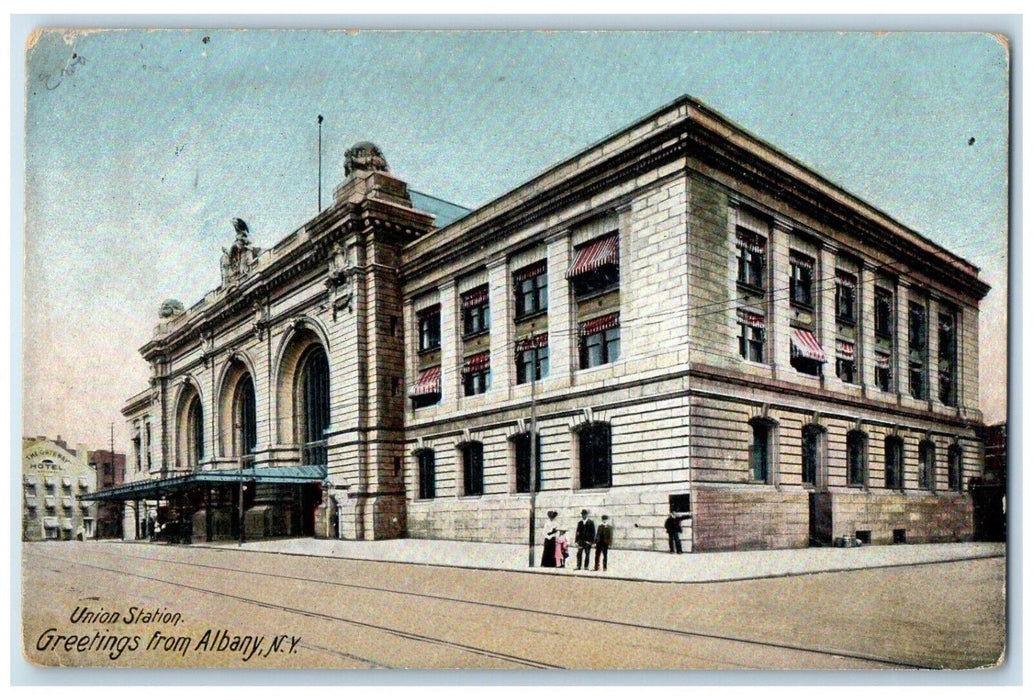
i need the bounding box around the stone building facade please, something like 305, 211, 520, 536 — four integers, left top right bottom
113, 97, 989, 551
22, 437, 97, 541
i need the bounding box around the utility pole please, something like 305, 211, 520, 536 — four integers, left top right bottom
526, 322, 538, 568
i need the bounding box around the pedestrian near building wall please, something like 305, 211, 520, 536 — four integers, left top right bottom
575, 509, 595, 571
664, 512, 690, 554
595, 514, 613, 571
540, 510, 559, 567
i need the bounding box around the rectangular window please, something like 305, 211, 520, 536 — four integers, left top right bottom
462, 442, 484, 496
569, 233, 620, 298
948, 445, 963, 491
514, 432, 543, 493
461, 285, 490, 337
417, 304, 441, 353
736, 309, 765, 363
874, 287, 894, 338
875, 352, 892, 392
516, 333, 549, 383
908, 301, 927, 399
514, 261, 548, 318
462, 352, 491, 396
417, 450, 435, 499
835, 340, 856, 384
835, 271, 857, 325
938, 311, 957, 406
579, 423, 612, 489
579, 313, 620, 369
736, 228, 766, 289
789, 253, 814, 308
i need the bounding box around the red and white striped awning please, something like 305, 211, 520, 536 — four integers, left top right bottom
461, 285, 489, 309
875, 352, 892, 369
579, 312, 620, 337
736, 308, 765, 329
515, 333, 549, 353
462, 351, 491, 375
410, 366, 441, 396
567, 233, 619, 278
514, 261, 547, 283
735, 229, 766, 254
790, 328, 827, 362
835, 339, 855, 360
836, 271, 857, 290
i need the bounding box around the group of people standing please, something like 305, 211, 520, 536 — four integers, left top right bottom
540, 509, 613, 571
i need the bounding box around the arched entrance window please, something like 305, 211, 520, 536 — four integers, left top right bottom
299, 347, 330, 466
235, 374, 257, 461
187, 395, 204, 466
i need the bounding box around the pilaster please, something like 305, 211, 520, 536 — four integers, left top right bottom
546, 229, 573, 389
487, 257, 513, 399
439, 280, 459, 412
770, 218, 793, 377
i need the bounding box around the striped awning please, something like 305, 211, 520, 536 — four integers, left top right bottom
62, 476, 72, 487
875, 352, 892, 369
791, 254, 814, 272
62, 497, 73, 508
515, 333, 549, 353
462, 351, 491, 375
567, 233, 619, 278
735, 229, 766, 254
45, 496, 56, 508
790, 328, 827, 362
835, 339, 855, 360
43, 517, 58, 528
514, 261, 547, 283
24, 474, 38, 485
62, 518, 73, 530
579, 312, 620, 337
461, 285, 489, 309
44, 476, 56, 487
736, 308, 765, 329
410, 366, 442, 396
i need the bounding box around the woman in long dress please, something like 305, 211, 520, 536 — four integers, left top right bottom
540, 510, 559, 567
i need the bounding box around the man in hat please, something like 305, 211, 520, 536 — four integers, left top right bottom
594, 514, 613, 571
664, 511, 691, 554
574, 508, 596, 571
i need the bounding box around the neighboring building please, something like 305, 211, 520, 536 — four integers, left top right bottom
87, 448, 126, 538
100, 97, 990, 551
22, 436, 97, 541
972, 422, 1006, 541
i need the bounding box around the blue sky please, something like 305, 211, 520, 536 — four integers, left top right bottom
20, 29, 1009, 448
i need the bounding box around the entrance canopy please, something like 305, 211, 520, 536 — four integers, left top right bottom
80, 464, 327, 502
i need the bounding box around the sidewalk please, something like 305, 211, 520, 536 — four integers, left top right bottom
205, 537, 1005, 583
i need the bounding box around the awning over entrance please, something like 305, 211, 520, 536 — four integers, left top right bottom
79, 464, 327, 502
790, 328, 827, 363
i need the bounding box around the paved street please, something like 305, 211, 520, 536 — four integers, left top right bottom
22, 540, 1005, 671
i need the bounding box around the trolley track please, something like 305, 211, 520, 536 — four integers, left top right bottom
30, 545, 930, 670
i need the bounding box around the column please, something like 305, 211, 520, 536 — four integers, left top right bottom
439, 281, 459, 412
770, 219, 793, 378
926, 296, 940, 411
546, 229, 573, 389
895, 280, 910, 402
859, 261, 880, 397
487, 257, 512, 399
818, 243, 838, 388
402, 298, 416, 409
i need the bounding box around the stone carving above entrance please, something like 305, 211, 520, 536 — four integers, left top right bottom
326, 241, 357, 319
220, 218, 262, 286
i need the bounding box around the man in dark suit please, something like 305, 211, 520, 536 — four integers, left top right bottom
664, 511, 691, 554
574, 509, 596, 571
594, 514, 613, 571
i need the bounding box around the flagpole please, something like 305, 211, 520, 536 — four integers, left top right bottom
317, 115, 324, 213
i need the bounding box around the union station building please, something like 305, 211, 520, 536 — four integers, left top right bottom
91, 96, 991, 552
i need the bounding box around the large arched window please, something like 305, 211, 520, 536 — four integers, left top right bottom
234, 374, 257, 459
847, 430, 867, 487
948, 444, 963, 492
299, 346, 330, 466
884, 436, 904, 490
187, 395, 204, 466
175, 383, 204, 471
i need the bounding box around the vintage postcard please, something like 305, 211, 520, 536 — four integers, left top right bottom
18, 26, 1009, 675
